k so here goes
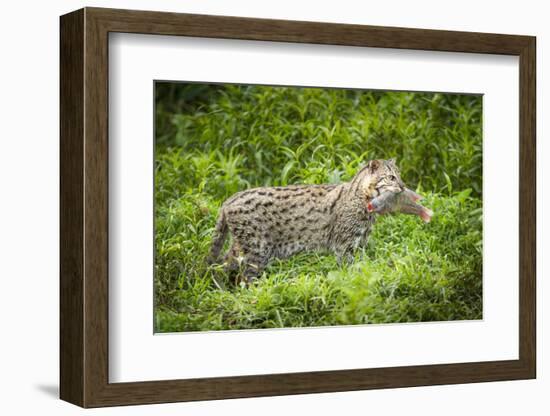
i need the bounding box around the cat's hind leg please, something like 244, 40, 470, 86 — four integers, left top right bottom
238, 245, 271, 286
222, 242, 242, 274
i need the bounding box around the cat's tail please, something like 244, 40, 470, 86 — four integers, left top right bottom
207, 209, 228, 264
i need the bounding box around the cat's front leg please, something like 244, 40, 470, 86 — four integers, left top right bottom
335, 246, 355, 266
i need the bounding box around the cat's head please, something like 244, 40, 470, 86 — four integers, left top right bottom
353, 158, 405, 199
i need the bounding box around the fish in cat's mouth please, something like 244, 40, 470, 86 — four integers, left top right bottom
367, 188, 433, 223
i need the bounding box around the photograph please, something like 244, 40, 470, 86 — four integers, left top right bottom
154, 82, 483, 333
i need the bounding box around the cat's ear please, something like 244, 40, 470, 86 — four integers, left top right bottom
367, 159, 381, 173
387, 158, 397, 167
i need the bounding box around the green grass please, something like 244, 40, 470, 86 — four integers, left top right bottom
154, 83, 483, 332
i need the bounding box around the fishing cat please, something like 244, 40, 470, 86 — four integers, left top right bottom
208, 158, 406, 284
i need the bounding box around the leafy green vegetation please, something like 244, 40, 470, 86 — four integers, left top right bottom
154, 83, 482, 332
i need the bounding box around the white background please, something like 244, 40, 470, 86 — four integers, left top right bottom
110, 34, 519, 382
0, 0, 546, 414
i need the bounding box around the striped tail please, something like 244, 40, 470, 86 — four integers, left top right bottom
207, 209, 228, 264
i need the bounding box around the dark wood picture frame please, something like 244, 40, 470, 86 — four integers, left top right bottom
60, 7, 536, 408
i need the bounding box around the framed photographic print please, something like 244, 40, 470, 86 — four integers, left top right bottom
60, 7, 536, 408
